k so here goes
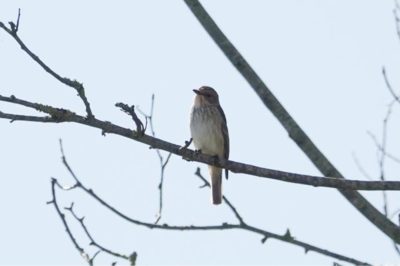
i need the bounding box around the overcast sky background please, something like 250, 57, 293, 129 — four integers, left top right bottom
1, 1, 400, 265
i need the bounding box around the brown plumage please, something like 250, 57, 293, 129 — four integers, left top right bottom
190, 86, 229, 205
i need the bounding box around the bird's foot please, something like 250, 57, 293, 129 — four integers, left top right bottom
212, 155, 220, 165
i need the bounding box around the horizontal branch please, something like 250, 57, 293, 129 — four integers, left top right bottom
1, 94, 400, 191
0, 111, 54, 123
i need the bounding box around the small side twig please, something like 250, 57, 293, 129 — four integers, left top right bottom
8, 8, 21, 33
59, 139, 80, 185
116, 102, 144, 136
0, 111, 56, 123
383, 67, 400, 105
366, 66, 400, 256
179, 138, 193, 160
367, 128, 391, 217
351, 152, 373, 181
137, 95, 173, 224
180, 138, 193, 150
154, 152, 172, 224
64, 202, 137, 265
47, 178, 92, 265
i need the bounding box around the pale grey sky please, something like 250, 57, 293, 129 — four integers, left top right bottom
1, 1, 400, 265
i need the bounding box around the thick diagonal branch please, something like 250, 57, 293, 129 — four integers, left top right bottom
183, 0, 400, 243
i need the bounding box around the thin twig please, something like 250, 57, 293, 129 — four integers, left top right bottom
8, 8, 21, 33
115, 102, 144, 136
383, 67, 400, 105
379, 104, 394, 217
47, 178, 92, 265
59, 139, 80, 185
0, 111, 55, 123
367, 130, 400, 165
51, 146, 370, 265
375, 65, 400, 256
194, 167, 244, 225
0, 19, 94, 119
351, 152, 373, 181
155, 152, 172, 223
180, 138, 193, 150
64, 203, 137, 264
394, 0, 400, 41
137, 95, 172, 224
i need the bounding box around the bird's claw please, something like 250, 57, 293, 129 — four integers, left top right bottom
212, 155, 220, 165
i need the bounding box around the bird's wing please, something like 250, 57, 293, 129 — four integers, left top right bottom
217, 105, 229, 179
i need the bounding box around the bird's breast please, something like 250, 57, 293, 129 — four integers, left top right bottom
190, 106, 224, 157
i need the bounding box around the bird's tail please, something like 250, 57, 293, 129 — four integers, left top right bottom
209, 165, 222, 205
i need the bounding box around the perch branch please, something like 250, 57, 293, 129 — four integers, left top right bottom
1, 94, 400, 192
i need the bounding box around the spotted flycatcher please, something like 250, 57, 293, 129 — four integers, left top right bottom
190, 86, 229, 205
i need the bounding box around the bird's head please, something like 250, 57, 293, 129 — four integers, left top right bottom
193, 86, 220, 106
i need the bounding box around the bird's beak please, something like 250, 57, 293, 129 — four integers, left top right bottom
193, 89, 201, 95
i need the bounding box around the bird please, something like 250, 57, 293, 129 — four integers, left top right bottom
190, 86, 229, 205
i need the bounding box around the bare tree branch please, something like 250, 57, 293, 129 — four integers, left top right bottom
0, 19, 94, 119
53, 144, 371, 266
183, 0, 400, 244
1, 94, 400, 192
